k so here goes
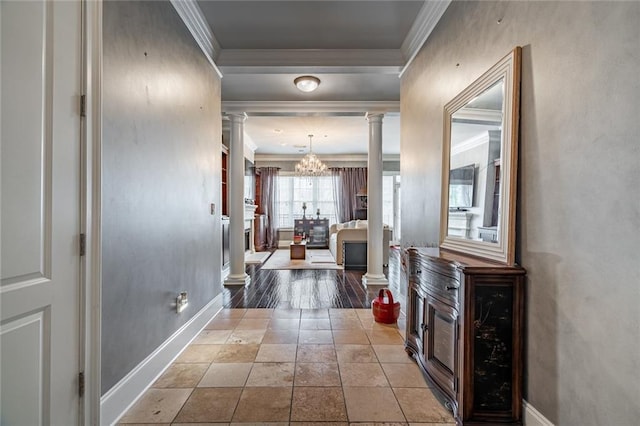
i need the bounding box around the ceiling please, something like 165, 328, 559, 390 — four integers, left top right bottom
192, 0, 451, 156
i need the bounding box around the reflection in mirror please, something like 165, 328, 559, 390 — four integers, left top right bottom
449, 164, 475, 209
440, 47, 521, 265
448, 79, 503, 243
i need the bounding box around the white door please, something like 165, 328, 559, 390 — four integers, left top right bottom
1, 1, 82, 425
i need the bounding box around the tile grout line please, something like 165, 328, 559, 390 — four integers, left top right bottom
120, 307, 424, 424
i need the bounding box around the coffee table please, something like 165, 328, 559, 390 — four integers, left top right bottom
290, 240, 306, 259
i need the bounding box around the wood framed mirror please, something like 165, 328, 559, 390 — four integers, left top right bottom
440, 47, 521, 265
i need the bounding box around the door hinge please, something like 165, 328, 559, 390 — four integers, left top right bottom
80, 94, 86, 117
79, 233, 86, 257
78, 371, 85, 398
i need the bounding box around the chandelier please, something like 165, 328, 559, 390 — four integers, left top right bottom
295, 134, 328, 177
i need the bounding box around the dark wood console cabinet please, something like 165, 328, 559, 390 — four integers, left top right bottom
405, 247, 525, 425
294, 218, 329, 248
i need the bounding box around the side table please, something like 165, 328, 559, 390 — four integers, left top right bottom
290, 241, 306, 259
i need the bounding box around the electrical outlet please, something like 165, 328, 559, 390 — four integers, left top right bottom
176, 291, 188, 313
210, 203, 215, 215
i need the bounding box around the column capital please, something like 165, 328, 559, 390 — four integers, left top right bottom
225, 112, 247, 123
365, 112, 385, 122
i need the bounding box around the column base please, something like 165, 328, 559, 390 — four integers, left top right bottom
362, 273, 388, 288
224, 273, 251, 287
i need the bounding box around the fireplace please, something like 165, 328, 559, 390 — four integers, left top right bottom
244, 202, 257, 253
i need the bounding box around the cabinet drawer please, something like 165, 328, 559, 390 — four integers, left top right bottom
415, 266, 460, 306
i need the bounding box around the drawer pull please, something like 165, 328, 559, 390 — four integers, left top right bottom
446, 286, 458, 291
416, 269, 422, 274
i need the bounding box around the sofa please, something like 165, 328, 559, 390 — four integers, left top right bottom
328, 220, 391, 266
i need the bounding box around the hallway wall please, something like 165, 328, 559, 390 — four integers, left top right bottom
102, 0, 222, 394
401, 1, 640, 425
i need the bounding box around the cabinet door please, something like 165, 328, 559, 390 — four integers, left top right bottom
408, 286, 426, 344
425, 295, 459, 402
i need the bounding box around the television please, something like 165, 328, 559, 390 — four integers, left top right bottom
449, 164, 475, 209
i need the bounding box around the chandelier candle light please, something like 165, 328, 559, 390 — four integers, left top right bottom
295, 134, 328, 177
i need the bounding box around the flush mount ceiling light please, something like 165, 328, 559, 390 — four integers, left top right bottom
294, 75, 320, 93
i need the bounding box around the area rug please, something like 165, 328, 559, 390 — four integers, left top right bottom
245, 251, 272, 265
261, 249, 342, 270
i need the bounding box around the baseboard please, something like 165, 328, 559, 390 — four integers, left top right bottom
524, 400, 555, 426
100, 293, 224, 425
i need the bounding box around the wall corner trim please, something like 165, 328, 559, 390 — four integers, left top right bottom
524, 400, 555, 426
100, 294, 224, 425
170, 0, 223, 78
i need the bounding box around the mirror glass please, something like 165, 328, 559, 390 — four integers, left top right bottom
440, 48, 521, 265
448, 79, 503, 242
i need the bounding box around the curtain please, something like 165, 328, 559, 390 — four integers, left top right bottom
259, 167, 280, 249
331, 167, 367, 222
331, 168, 344, 223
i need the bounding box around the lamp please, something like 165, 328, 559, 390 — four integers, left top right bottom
294, 75, 320, 92
295, 134, 328, 177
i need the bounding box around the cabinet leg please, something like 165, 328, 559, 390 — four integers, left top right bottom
404, 346, 415, 359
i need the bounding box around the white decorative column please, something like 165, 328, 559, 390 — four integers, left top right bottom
224, 113, 250, 286
362, 113, 388, 287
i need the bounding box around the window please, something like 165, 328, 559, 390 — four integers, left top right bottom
276, 172, 400, 237
277, 174, 337, 227
382, 175, 394, 227
383, 174, 401, 240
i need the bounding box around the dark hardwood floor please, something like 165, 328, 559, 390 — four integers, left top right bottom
221, 247, 407, 309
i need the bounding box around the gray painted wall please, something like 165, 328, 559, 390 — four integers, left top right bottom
102, 0, 222, 394
401, 2, 640, 424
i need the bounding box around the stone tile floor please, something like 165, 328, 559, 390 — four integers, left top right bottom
118, 308, 455, 425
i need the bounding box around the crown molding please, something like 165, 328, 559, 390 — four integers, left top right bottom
222, 101, 400, 115
451, 132, 489, 156
399, 0, 451, 78
452, 108, 503, 124
220, 64, 403, 75
217, 49, 403, 74
170, 0, 223, 78
254, 153, 400, 162
255, 154, 367, 162
171, 0, 450, 81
